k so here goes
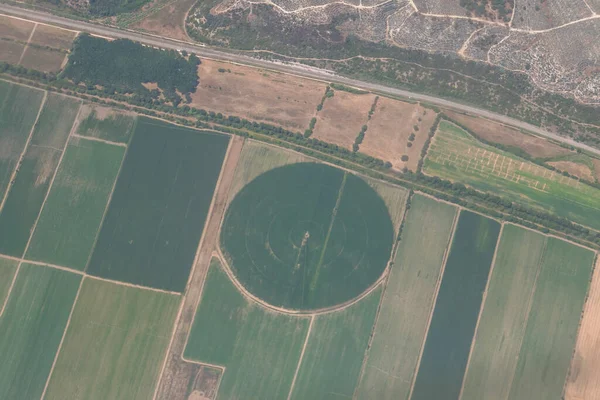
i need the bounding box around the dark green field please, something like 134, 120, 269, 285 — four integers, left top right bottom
0, 264, 81, 399
87, 118, 229, 292
411, 211, 500, 400
221, 162, 394, 310
0, 81, 45, 201
0, 94, 80, 257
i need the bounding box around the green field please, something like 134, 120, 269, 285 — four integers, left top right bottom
75, 104, 137, 144
0, 81, 45, 200
424, 121, 600, 230
0, 93, 80, 257
184, 258, 310, 400
0, 263, 81, 399
87, 118, 229, 292
44, 278, 179, 400
290, 286, 382, 400
26, 138, 125, 270
508, 238, 595, 400
461, 225, 547, 400
411, 211, 500, 400
356, 195, 457, 400
0, 257, 18, 307
221, 162, 394, 310
367, 179, 409, 231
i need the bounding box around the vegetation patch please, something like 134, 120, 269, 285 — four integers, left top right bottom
184, 258, 310, 400
44, 278, 180, 400
75, 104, 137, 144
411, 211, 500, 400
26, 138, 125, 270
0, 264, 81, 399
221, 162, 394, 310
87, 118, 229, 292
0, 257, 17, 307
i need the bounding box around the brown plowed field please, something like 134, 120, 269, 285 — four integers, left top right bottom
20, 47, 66, 72
548, 161, 594, 182
29, 24, 77, 50
0, 15, 34, 41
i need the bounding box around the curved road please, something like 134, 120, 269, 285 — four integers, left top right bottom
2, 2, 599, 157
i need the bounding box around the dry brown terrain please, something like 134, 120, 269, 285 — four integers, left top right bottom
592, 158, 600, 182
0, 15, 34, 41
0, 41, 26, 65
191, 60, 325, 131
130, 0, 196, 41
446, 111, 572, 159
20, 47, 67, 72
565, 257, 600, 400
312, 91, 376, 150
29, 24, 77, 50
548, 161, 595, 182
360, 98, 437, 171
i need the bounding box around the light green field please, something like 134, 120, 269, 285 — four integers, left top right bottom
0, 257, 18, 308
290, 286, 382, 400
228, 139, 309, 202
0, 81, 45, 200
461, 225, 547, 400
0, 263, 81, 399
75, 104, 137, 144
184, 258, 310, 400
356, 194, 457, 400
26, 137, 125, 270
44, 278, 180, 400
508, 238, 595, 400
424, 120, 600, 230
367, 179, 409, 232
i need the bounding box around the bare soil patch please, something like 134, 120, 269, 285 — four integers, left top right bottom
548, 161, 594, 182
592, 159, 600, 182
191, 60, 325, 131
130, 0, 196, 41
446, 111, 571, 159
565, 257, 600, 400
29, 24, 77, 50
312, 91, 376, 150
20, 47, 66, 73
0, 41, 26, 65
0, 15, 35, 42
360, 98, 437, 171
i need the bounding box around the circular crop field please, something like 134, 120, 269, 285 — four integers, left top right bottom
220, 162, 394, 311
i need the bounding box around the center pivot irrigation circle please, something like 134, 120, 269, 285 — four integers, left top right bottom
220, 162, 394, 311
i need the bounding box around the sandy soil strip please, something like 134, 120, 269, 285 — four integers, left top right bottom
286, 316, 315, 400
86, 275, 181, 296
17, 22, 36, 65
407, 207, 460, 400
71, 133, 128, 148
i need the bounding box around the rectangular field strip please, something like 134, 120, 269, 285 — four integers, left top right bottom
356, 194, 457, 400
290, 286, 382, 400
0, 93, 80, 256
0, 257, 18, 308
411, 211, 500, 400
184, 258, 310, 400
0, 263, 81, 399
87, 118, 229, 292
26, 137, 125, 270
75, 104, 137, 144
44, 278, 180, 400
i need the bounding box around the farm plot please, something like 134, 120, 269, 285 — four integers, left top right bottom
75, 104, 137, 144
19, 47, 67, 73
0, 40, 25, 64
312, 91, 376, 150
191, 59, 325, 130
411, 211, 500, 400
0, 257, 17, 307
508, 238, 595, 400
290, 286, 382, 400
460, 225, 547, 400
0, 93, 80, 257
0, 15, 35, 42
0, 81, 45, 201
423, 120, 600, 230
184, 258, 310, 400
26, 137, 125, 270
356, 194, 457, 400
221, 162, 394, 310
44, 278, 180, 400
366, 179, 409, 232
360, 98, 437, 171
28, 24, 77, 50
87, 118, 229, 292
0, 263, 81, 399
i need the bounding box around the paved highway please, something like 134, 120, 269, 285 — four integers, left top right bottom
1, 2, 599, 157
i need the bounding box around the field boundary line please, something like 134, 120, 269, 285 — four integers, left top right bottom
17, 22, 37, 65
408, 206, 460, 400
286, 315, 315, 400
85, 275, 181, 296
0, 90, 47, 214
40, 275, 84, 400
458, 222, 504, 400
71, 133, 128, 147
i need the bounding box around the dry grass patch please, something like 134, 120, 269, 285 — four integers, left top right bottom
191, 59, 325, 130
360, 98, 437, 171
312, 91, 376, 150
29, 24, 77, 50
130, 0, 196, 41
548, 161, 595, 182
0, 41, 25, 64
0, 15, 34, 42
592, 158, 600, 181
446, 111, 571, 159
20, 47, 66, 72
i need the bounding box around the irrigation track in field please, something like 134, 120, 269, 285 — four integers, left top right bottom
0, 3, 599, 158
